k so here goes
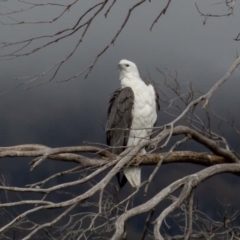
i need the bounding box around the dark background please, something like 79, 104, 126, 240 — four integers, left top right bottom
0, 0, 240, 238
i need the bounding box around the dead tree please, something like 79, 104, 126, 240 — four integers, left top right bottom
0, 56, 239, 239
0, 0, 240, 239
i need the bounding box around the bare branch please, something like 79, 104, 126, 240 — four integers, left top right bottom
150, 0, 172, 31
113, 164, 240, 239
184, 191, 194, 240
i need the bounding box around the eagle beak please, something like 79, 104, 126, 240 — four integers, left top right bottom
117, 64, 122, 70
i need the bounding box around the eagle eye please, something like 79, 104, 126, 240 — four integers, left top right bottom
125, 64, 129, 67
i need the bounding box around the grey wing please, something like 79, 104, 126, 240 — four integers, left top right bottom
151, 83, 160, 112
106, 87, 134, 155
154, 86, 160, 112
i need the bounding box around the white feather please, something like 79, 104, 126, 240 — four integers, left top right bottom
118, 59, 157, 188
124, 166, 141, 188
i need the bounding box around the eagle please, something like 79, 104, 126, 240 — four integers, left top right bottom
106, 59, 160, 188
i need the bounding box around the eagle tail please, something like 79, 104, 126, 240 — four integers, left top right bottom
123, 166, 141, 188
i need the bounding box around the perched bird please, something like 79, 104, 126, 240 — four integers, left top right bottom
106, 59, 160, 188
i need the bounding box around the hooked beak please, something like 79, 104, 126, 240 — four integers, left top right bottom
117, 64, 122, 70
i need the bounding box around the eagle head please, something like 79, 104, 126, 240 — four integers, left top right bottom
118, 59, 140, 78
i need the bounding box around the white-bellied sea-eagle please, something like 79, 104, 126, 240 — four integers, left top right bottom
106, 59, 160, 188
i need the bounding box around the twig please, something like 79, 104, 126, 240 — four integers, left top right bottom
184, 191, 194, 240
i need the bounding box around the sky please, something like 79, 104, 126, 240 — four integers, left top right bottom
0, 0, 240, 238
